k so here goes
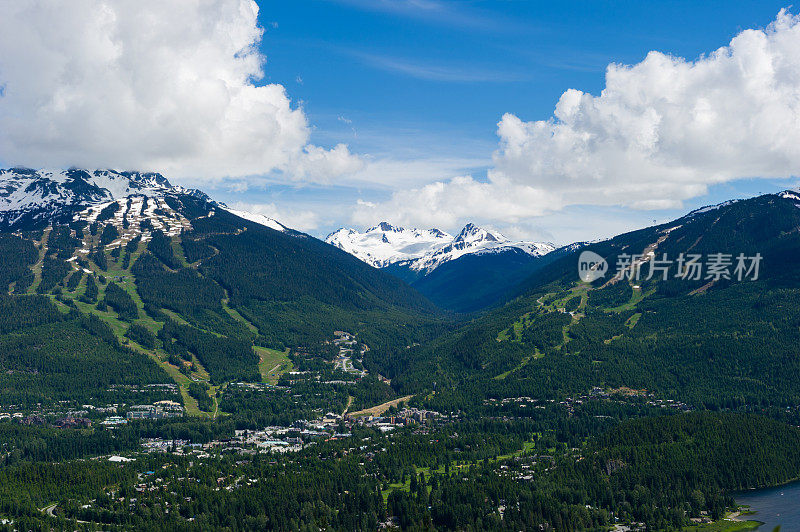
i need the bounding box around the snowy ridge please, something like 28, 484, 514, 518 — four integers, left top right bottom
688, 188, 800, 217
0, 168, 290, 232
407, 223, 555, 274
325, 222, 453, 268
0, 168, 297, 274
326, 221, 555, 273
223, 208, 287, 232
0, 168, 171, 209
778, 188, 800, 203
686, 199, 740, 217
0, 168, 177, 229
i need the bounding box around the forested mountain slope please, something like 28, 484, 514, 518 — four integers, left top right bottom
407, 245, 568, 313
0, 169, 445, 416
371, 190, 800, 411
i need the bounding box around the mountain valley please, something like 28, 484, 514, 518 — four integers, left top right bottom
1, 168, 799, 530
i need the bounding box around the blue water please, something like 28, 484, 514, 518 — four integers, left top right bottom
737, 481, 800, 530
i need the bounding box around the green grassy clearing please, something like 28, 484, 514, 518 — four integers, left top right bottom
26, 229, 51, 294
494, 350, 543, 380
626, 312, 642, 329
222, 291, 259, 335
256, 347, 292, 384
681, 519, 762, 531
381, 438, 538, 502
605, 284, 654, 313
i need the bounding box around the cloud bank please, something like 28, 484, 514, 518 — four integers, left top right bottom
0, 0, 360, 181
360, 10, 800, 227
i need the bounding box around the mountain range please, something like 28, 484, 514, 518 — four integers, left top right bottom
2, 168, 800, 529
2, 166, 800, 419
381, 186, 800, 410
0, 167, 564, 314
326, 221, 554, 273
327, 221, 555, 312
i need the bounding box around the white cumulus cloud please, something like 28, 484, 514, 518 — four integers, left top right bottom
364, 9, 800, 229
352, 175, 556, 228
0, 0, 361, 181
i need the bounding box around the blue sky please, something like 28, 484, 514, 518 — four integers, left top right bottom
259, 0, 787, 152
199, 0, 798, 243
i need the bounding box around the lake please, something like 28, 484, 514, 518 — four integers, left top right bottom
736, 480, 800, 530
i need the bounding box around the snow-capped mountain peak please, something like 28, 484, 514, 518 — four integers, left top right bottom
411, 224, 554, 274
326, 222, 453, 268
326, 221, 555, 273
0, 168, 179, 230
371, 221, 401, 233
453, 223, 504, 245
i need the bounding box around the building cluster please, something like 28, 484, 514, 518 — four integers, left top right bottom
230, 428, 305, 453
350, 407, 442, 432
133, 406, 446, 457
102, 416, 128, 426
0, 402, 120, 423
332, 331, 368, 378
126, 401, 184, 420
585, 387, 690, 411
497, 454, 556, 482
140, 438, 200, 453
229, 382, 287, 392
482, 388, 691, 416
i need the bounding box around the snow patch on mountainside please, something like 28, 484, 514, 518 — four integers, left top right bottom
687, 199, 740, 217
224, 208, 287, 232
75, 196, 191, 246
326, 221, 555, 273
779, 189, 800, 203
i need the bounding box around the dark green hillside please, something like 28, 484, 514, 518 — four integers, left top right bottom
0, 189, 445, 414
159, 319, 258, 384
591, 412, 800, 517
0, 295, 63, 334
516, 193, 800, 298
191, 211, 436, 313
132, 252, 212, 307
179, 204, 445, 350
377, 193, 800, 412
0, 235, 38, 292
0, 300, 173, 408
408, 247, 556, 313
